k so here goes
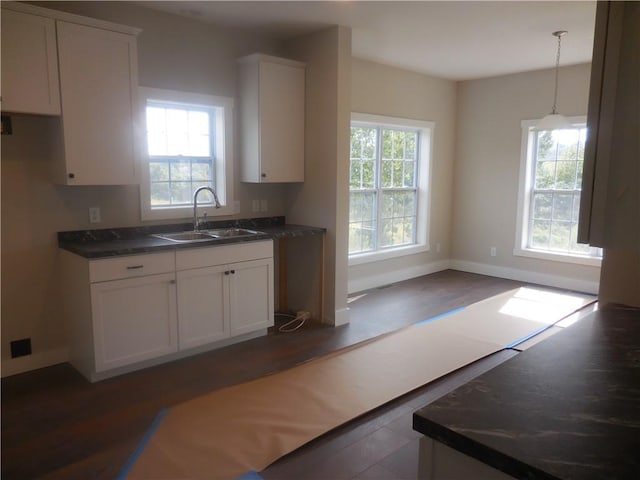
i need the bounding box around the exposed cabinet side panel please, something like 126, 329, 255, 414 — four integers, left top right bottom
579, 1, 639, 250
601, 1, 640, 250
56, 21, 138, 185
0, 9, 61, 115
239, 60, 261, 182
60, 250, 94, 379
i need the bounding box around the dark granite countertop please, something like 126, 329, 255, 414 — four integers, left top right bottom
58, 216, 325, 258
413, 307, 640, 480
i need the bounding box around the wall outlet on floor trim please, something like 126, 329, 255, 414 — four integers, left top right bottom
10, 338, 32, 358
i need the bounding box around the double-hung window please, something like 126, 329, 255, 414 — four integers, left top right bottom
348, 113, 432, 264
515, 117, 602, 265
139, 87, 235, 221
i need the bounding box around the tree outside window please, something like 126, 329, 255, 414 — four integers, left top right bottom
349, 124, 419, 255
516, 118, 602, 264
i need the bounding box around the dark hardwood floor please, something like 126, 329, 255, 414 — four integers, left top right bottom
1, 270, 525, 480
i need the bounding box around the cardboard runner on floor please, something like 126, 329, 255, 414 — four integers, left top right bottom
124, 287, 595, 480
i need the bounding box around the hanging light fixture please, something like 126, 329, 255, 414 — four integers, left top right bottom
537, 30, 572, 130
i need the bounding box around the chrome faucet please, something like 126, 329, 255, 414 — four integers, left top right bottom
193, 186, 221, 231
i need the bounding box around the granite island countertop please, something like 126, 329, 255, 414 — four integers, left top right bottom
413, 307, 640, 480
58, 216, 325, 258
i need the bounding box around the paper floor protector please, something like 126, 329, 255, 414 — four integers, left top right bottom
427, 287, 596, 347
126, 323, 500, 480
125, 288, 595, 480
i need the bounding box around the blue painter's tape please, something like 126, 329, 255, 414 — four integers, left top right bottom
505, 325, 553, 349
236, 471, 264, 480
415, 307, 465, 326
117, 408, 170, 480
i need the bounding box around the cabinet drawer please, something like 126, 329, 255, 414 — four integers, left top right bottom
176, 240, 273, 270
90, 252, 175, 283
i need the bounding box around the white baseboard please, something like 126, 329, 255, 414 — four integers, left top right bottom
334, 307, 350, 326
450, 259, 599, 295
1, 348, 69, 378
348, 259, 451, 294
326, 307, 350, 327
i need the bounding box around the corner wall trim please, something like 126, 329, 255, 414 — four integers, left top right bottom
450, 259, 599, 295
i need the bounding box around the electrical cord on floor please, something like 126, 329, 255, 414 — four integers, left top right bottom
275, 311, 309, 333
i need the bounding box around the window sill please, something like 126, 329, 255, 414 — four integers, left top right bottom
513, 247, 602, 267
349, 243, 430, 266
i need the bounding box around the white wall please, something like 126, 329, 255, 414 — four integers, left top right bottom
348, 59, 457, 293
451, 63, 600, 294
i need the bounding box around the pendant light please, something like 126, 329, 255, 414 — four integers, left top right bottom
537, 30, 572, 130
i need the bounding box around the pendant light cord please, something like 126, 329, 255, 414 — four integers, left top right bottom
551, 30, 567, 115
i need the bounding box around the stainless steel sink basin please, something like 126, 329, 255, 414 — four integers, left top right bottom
152, 231, 215, 242
152, 228, 263, 243
205, 228, 262, 238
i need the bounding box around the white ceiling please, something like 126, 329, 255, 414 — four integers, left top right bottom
140, 1, 597, 80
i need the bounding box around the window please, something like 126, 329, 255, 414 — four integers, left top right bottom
348, 113, 432, 264
139, 88, 236, 221
515, 117, 602, 266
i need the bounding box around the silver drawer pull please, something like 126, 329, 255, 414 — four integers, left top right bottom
126, 265, 144, 270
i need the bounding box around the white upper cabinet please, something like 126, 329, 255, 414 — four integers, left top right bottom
55, 21, 139, 185
1, 2, 140, 186
239, 54, 305, 183
1, 9, 61, 115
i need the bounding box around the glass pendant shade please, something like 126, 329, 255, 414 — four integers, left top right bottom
537, 112, 572, 130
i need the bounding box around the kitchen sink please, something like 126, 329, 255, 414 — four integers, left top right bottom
152, 228, 263, 243
204, 228, 262, 238
152, 231, 216, 242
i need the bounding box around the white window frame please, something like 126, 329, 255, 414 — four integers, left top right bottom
138, 87, 237, 221
348, 113, 433, 266
515, 116, 601, 267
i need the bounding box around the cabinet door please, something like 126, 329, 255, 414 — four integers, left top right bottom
229, 258, 274, 336
177, 265, 229, 349
0, 9, 61, 115
91, 273, 177, 372
259, 61, 305, 182
56, 21, 138, 185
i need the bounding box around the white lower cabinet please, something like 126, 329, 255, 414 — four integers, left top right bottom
176, 240, 274, 349
228, 259, 274, 336
62, 240, 274, 381
91, 273, 177, 372
177, 264, 229, 349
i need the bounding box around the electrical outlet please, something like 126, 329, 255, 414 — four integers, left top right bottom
10, 338, 32, 358
260, 199, 268, 212
251, 200, 260, 213
89, 206, 101, 223
490, 246, 497, 257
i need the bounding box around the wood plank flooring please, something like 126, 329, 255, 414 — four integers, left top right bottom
2, 270, 525, 480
